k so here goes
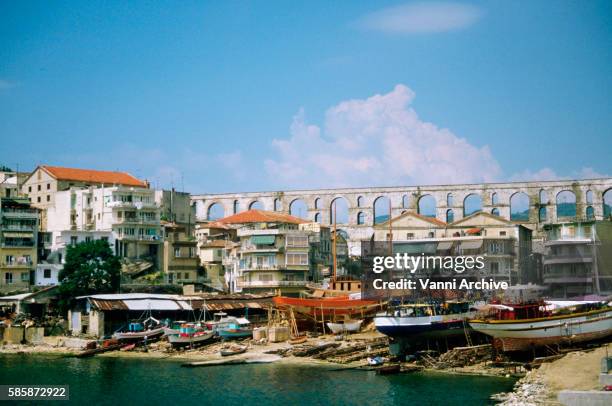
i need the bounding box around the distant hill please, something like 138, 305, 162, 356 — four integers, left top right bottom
557, 202, 577, 217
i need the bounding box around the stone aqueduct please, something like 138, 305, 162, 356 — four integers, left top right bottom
192, 178, 612, 254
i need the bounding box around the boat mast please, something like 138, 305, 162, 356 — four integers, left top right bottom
332, 201, 337, 282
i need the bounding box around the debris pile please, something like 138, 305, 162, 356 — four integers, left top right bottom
422, 344, 493, 369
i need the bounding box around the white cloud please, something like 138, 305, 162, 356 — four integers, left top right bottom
359, 2, 483, 34
510, 167, 609, 182
265, 84, 501, 188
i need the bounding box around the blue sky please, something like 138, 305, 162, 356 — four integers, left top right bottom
1, 1, 611, 193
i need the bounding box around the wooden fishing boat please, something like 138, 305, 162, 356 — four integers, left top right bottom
113, 326, 165, 341
374, 301, 476, 340
326, 319, 363, 334
120, 343, 136, 351
273, 296, 382, 319
168, 323, 215, 347
220, 344, 247, 357
377, 364, 401, 375
469, 300, 612, 352
288, 335, 308, 345
217, 317, 253, 339
76, 343, 123, 358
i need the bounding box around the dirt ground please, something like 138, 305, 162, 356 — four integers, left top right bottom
539, 345, 609, 394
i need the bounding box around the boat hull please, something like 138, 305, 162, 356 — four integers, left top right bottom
374, 313, 473, 340
469, 309, 612, 351
218, 329, 252, 339
273, 296, 382, 318
168, 331, 215, 347
326, 320, 363, 334
113, 327, 165, 341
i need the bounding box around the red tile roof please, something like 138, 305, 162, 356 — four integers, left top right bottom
218, 209, 307, 225
41, 165, 147, 187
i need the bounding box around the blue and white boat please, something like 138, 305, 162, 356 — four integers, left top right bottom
374, 301, 476, 340
217, 317, 253, 339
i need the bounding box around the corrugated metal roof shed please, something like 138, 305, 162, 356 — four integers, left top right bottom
83, 293, 273, 312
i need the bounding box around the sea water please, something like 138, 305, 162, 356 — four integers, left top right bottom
0, 354, 515, 405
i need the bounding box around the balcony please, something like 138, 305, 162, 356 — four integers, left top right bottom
1, 260, 33, 268
237, 280, 308, 288
1, 224, 36, 232
107, 201, 158, 209
240, 245, 280, 253
543, 256, 593, 266
1, 242, 35, 248
118, 234, 162, 242
240, 264, 281, 271
113, 217, 159, 225
2, 209, 37, 218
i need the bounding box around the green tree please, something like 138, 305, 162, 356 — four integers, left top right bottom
58, 240, 121, 310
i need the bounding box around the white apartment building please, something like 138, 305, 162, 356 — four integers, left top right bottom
44, 186, 161, 266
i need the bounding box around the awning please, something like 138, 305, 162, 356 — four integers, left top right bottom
466, 228, 482, 235
393, 243, 437, 254
3, 232, 34, 238
459, 240, 483, 250
251, 235, 276, 245
437, 241, 454, 251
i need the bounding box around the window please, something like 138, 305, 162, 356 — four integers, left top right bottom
428, 232, 434, 238
174, 247, 181, 257
85, 236, 92, 243
46, 195, 50, 202
47, 183, 50, 190
44, 269, 52, 278
489, 242, 504, 254
491, 262, 499, 274
70, 236, 78, 246
5, 272, 13, 284
5, 255, 14, 265
184, 272, 189, 280
499, 231, 507, 236
286, 253, 309, 266
28, 186, 32, 193
357, 212, 365, 225
101, 236, 109, 243
37, 196, 41, 203
406, 233, 414, 240
21, 272, 29, 282
286, 235, 309, 247
259, 274, 273, 282
37, 185, 41, 191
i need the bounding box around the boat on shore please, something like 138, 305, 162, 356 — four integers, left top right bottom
273, 296, 382, 320
469, 300, 612, 352
374, 301, 476, 340
113, 319, 165, 341
326, 319, 363, 334
220, 344, 247, 356
167, 323, 215, 347
217, 317, 253, 339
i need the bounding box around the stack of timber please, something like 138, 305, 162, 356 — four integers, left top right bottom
313, 338, 389, 364
431, 344, 493, 369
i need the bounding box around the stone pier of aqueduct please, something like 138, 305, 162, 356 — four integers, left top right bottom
192, 178, 612, 255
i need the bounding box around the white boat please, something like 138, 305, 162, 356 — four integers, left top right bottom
168, 330, 215, 347
326, 319, 363, 334
469, 301, 612, 351
113, 326, 165, 341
